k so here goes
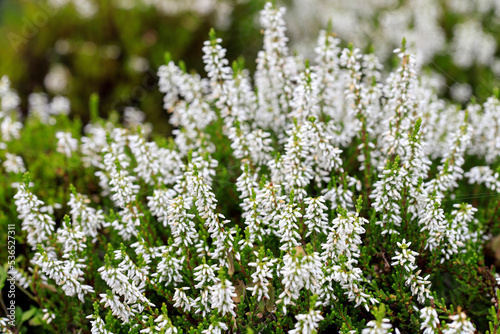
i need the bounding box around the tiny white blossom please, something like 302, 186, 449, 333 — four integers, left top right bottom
289, 308, 324, 334
442, 310, 476, 334
3, 153, 26, 174
209, 278, 237, 316
56, 131, 78, 158
87, 314, 114, 334
173, 287, 192, 312
362, 317, 392, 334
420, 307, 439, 334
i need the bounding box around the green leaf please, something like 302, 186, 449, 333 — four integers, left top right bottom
20, 307, 37, 324
233, 280, 246, 303
0, 265, 7, 290
265, 284, 275, 312
28, 313, 44, 327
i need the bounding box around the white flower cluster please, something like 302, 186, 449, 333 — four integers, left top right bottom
185, 163, 236, 266
418, 191, 447, 252
443, 203, 478, 259
50, 0, 236, 28
425, 122, 471, 194
442, 310, 476, 334
289, 304, 324, 334
285, 0, 500, 83
378, 47, 419, 165
98, 249, 154, 323
192, 263, 220, 317
201, 320, 228, 334
276, 200, 302, 252
87, 314, 114, 334
278, 249, 323, 314
391, 240, 431, 304
3, 153, 26, 174
466, 165, 500, 192
236, 164, 266, 247
57, 221, 86, 253
209, 278, 237, 317
0, 76, 20, 114
99, 135, 143, 240
0, 76, 25, 175
56, 131, 78, 158
322, 208, 376, 310
68, 191, 107, 240
0, 318, 14, 334
303, 196, 329, 237
14, 182, 56, 249
28, 93, 71, 124
33, 246, 94, 302
47, 0, 97, 18
419, 307, 439, 334
247, 250, 277, 302
370, 160, 405, 235
8, 267, 31, 289
255, 2, 293, 133
153, 246, 184, 286
362, 317, 392, 334
143, 312, 178, 334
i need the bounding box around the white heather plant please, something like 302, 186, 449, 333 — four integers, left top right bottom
3, 2, 500, 334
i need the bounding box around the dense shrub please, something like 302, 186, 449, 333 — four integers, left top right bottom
2, 2, 500, 333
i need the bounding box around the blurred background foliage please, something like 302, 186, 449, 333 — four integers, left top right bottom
1, 0, 500, 134
0, 0, 265, 134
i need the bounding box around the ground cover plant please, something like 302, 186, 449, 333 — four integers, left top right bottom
2, 2, 500, 333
